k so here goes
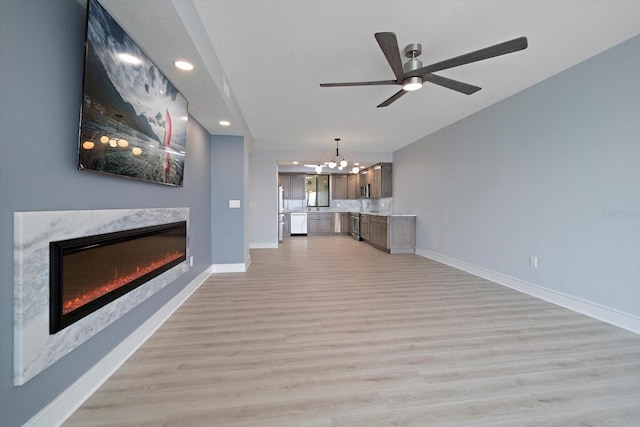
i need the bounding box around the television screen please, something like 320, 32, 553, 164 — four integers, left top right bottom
78, 0, 188, 186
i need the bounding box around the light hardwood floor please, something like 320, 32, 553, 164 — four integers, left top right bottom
65, 236, 640, 426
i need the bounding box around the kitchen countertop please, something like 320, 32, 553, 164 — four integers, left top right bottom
283, 210, 415, 217
360, 212, 416, 217
283, 210, 359, 213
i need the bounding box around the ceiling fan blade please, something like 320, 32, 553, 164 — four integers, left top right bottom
423, 74, 481, 95
320, 79, 398, 87
375, 32, 404, 83
377, 89, 407, 108
406, 36, 528, 78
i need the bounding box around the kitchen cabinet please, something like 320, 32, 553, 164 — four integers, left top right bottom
290, 175, 305, 199
370, 163, 392, 198
278, 174, 290, 198
358, 163, 392, 198
278, 174, 305, 200
370, 168, 380, 199
360, 214, 371, 241
370, 215, 388, 249
359, 170, 369, 197
347, 173, 359, 199
283, 213, 291, 237
307, 212, 332, 234
306, 211, 351, 235
387, 216, 416, 253
331, 174, 348, 200
361, 214, 415, 254
340, 212, 349, 232
332, 174, 359, 200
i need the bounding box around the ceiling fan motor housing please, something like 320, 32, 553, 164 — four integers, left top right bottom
404, 43, 422, 58
403, 57, 423, 73
402, 47, 424, 90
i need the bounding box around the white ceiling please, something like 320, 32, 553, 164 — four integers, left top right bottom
100, 0, 640, 155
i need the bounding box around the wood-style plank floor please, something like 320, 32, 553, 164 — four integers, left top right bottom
65, 236, 640, 426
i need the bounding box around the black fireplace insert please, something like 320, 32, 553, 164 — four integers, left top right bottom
50, 221, 187, 333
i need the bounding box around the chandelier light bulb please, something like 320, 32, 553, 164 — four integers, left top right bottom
328, 161, 337, 168
340, 158, 348, 168
351, 166, 360, 174
315, 165, 322, 173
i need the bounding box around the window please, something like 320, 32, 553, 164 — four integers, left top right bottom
305, 175, 329, 207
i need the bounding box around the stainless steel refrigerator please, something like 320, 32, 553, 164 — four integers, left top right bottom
277, 185, 284, 243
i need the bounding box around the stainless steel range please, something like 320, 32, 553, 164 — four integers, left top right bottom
349, 212, 361, 241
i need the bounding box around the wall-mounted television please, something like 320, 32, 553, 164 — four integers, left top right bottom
78, 0, 188, 186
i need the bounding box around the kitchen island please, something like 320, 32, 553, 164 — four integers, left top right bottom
359, 213, 416, 254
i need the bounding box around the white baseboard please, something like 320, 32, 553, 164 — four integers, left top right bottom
249, 242, 278, 249
211, 262, 246, 273
245, 253, 252, 271
415, 248, 640, 335
25, 267, 214, 427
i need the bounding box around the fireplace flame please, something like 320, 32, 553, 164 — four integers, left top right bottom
62, 251, 184, 315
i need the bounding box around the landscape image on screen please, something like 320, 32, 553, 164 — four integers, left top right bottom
78, 0, 188, 186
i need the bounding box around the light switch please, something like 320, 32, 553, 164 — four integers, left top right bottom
229, 200, 241, 208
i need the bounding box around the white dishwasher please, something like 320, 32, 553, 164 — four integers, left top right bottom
290, 212, 308, 235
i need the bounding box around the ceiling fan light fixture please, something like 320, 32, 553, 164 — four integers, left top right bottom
402, 76, 423, 91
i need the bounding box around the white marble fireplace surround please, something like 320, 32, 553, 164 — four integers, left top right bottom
13, 208, 189, 385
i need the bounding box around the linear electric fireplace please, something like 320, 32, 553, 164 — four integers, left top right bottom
50, 221, 187, 333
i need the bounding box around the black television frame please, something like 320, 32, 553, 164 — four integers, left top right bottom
77, 0, 189, 186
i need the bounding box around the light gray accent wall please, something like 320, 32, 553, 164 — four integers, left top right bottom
393, 34, 640, 317
244, 138, 251, 262
211, 135, 246, 264
249, 151, 279, 246
249, 149, 393, 246
0, 1, 212, 425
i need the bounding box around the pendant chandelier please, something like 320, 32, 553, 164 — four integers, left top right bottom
308, 138, 360, 174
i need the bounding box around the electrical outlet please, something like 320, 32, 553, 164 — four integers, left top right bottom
189, 256, 194, 267
529, 256, 538, 268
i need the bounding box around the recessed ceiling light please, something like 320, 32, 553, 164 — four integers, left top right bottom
292, 161, 299, 165
118, 53, 142, 65
174, 60, 194, 71
219, 120, 231, 126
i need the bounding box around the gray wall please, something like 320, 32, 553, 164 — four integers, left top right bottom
211, 135, 247, 264
393, 34, 640, 317
0, 1, 213, 425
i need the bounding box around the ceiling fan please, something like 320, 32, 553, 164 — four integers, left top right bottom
320, 32, 528, 107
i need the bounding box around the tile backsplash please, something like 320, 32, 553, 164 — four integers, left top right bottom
361, 197, 392, 213
283, 198, 392, 213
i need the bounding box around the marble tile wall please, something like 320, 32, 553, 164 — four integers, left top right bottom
13, 208, 189, 385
